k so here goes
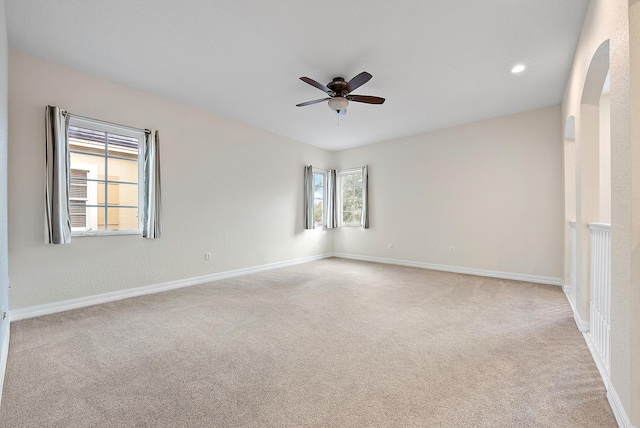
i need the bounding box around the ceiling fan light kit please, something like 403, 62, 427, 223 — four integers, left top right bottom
327, 96, 349, 113
296, 71, 385, 116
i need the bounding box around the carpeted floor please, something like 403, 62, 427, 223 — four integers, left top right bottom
0, 258, 616, 427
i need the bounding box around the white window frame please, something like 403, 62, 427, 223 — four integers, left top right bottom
312, 168, 327, 228
68, 116, 145, 237
337, 168, 363, 227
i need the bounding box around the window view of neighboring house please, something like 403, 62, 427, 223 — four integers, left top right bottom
68, 118, 144, 234
69, 168, 90, 228
338, 169, 363, 226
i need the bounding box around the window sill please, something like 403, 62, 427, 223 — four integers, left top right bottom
72, 230, 142, 237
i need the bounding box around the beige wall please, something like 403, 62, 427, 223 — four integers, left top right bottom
0, 0, 8, 352
333, 105, 563, 280
562, 0, 636, 422
6, 50, 567, 306
563, 117, 577, 287
629, 0, 640, 424
7, 50, 333, 309
599, 92, 611, 223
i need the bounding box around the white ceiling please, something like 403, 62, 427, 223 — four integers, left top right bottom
5, 0, 590, 151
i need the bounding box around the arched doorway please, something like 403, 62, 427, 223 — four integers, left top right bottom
574, 39, 611, 379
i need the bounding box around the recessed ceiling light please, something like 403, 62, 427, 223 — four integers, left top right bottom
511, 64, 526, 74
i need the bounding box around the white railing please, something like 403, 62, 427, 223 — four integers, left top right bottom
588, 222, 611, 380
568, 222, 576, 306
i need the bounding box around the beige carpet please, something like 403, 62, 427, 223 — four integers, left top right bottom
0, 258, 616, 427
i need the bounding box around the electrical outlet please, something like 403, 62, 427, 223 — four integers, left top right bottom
205, 253, 212, 261
387, 244, 393, 250
451, 246, 456, 254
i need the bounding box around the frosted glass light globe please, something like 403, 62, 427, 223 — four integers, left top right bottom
328, 97, 349, 112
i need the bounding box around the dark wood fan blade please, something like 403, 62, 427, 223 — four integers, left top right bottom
300, 77, 334, 94
344, 72, 372, 94
296, 97, 330, 107
348, 95, 385, 104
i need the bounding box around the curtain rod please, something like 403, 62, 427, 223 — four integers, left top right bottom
62, 110, 150, 134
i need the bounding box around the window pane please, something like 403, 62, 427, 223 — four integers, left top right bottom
314, 200, 323, 224
69, 179, 88, 200
337, 171, 364, 226
107, 207, 139, 230
106, 182, 138, 207
107, 133, 139, 159
93, 207, 106, 231
313, 173, 324, 186
107, 157, 139, 183
70, 153, 139, 182
69, 126, 106, 156
69, 203, 86, 228
345, 187, 353, 200
354, 198, 363, 211
70, 152, 103, 179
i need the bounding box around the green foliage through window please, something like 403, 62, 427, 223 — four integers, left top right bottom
340, 171, 363, 225
313, 172, 325, 225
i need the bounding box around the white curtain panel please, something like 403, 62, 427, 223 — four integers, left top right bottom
326, 169, 337, 229
44, 105, 71, 244
304, 165, 314, 229
361, 165, 369, 229
143, 130, 162, 239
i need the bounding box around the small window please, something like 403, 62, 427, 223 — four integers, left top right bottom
338, 169, 363, 227
313, 169, 327, 227
68, 116, 145, 235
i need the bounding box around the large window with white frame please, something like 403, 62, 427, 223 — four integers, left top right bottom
337, 168, 363, 227
313, 168, 327, 227
68, 116, 145, 235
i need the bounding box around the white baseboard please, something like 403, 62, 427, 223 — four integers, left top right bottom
0, 314, 9, 409
563, 291, 589, 332
573, 312, 589, 332
332, 253, 563, 286
12, 253, 562, 321
582, 332, 610, 387
607, 382, 636, 428
10, 253, 333, 321
570, 299, 635, 427
573, 308, 591, 333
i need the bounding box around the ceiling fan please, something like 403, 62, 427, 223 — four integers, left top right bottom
296, 71, 385, 116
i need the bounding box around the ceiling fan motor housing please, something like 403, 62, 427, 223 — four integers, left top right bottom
327, 77, 348, 95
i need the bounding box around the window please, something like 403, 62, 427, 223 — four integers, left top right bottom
313, 169, 327, 227
68, 116, 145, 235
338, 169, 363, 226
